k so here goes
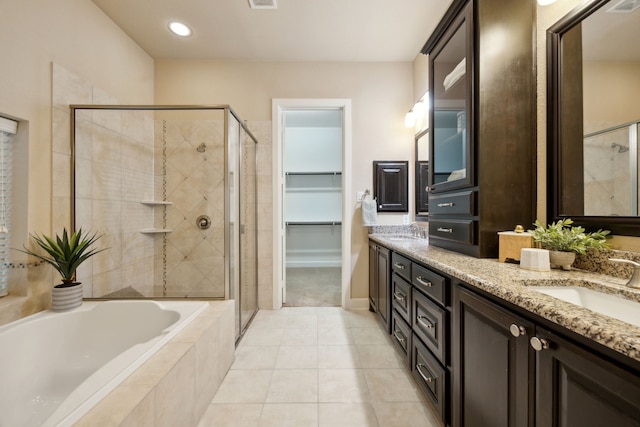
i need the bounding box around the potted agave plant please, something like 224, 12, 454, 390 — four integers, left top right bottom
528, 219, 610, 270
19, 228, 106, 311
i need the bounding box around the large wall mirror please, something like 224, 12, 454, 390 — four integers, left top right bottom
548, 0, 640, 235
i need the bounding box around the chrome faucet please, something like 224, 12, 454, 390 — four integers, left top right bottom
609, 258, 640, 289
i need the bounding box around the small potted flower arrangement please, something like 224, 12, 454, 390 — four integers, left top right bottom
19, 228, 106, 311
528, 219, 610, 270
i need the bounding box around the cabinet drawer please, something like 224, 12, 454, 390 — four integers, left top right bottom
412, 334, 448, 424
391, 252, 411, 282
429, 219, 475, 245
412, 263, 448, 306
428, 190, 475, 215
413, 290, 448, 364
391, 310, 412, 367
391, 273, 412, 323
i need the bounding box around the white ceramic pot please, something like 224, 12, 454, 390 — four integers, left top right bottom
51, 282, 83, 311
549, 250, 576, 271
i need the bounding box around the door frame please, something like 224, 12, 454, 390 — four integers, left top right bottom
272, 99, 352, 309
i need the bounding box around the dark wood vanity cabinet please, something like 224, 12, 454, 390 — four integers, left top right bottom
452, 285, 534, 427
423, 0, 536, 258
380, 245, 453, 425
390, 252, 413, 366
535, 327, 640, 427
369, 241, 391, 332
453, 284, 640, 427
409, 262, 451, 425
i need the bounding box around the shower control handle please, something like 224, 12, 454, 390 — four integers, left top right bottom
197, 215, 212, 230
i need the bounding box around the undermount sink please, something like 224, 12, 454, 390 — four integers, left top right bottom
383, 234, 421, 241
530, 286, 640, 327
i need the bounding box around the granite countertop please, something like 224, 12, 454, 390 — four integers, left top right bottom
370, 234, 640, 363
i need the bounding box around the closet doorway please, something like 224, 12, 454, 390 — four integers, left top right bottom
273, 100, 352, 308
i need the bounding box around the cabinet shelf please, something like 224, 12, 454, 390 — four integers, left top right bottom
285, 171, 342, 176
285, 221, 341, 226
440, 131, 463, 145
141, 200, 173, 206
140, 228, 173, 234
285, 187, 341, 193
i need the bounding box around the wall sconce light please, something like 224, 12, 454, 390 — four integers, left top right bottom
405, 91, 430, 129
537, 0, 557, 5
412, 100, 426, 116
405, 110, 416, 128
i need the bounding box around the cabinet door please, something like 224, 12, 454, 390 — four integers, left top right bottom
373, 161, 408, 212
376, 245, 391, 331
534, 327, 640, 427
429, 2, 473, 194
368, 242, 377, 311
453, 285, 534, 427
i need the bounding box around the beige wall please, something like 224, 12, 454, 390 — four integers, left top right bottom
413, 53, 430, 103
155, 60, 416, 304
583, 61, 640, 132
0, 0, 154, 322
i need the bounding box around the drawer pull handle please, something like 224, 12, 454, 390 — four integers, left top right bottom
437, 227, 453, 233
417, 315, 435, 329
393, 329, 407, 344
415, 276, 432, 287
416, 363, 434, 383
393, 262, 406, 270
393, 292, 406, 302
437, 202, 454, 208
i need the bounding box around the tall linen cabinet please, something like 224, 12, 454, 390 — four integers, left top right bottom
423, 0, 536, 258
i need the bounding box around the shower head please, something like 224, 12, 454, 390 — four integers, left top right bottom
611, 143, 630, 153
196, 143, 206, 153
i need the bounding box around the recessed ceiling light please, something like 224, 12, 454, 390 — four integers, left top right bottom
248, 0, 277, 9
168, 21, 192, 37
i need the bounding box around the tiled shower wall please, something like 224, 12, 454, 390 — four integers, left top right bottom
53, 64, 155, 297
153, 119, 226, 298
52, 64, 274, 306
247, 121, 274, 309
584, 128, 631, 216
74, 109, 156, 297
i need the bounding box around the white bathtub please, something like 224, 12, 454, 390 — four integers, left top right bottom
0, 300, 209, 427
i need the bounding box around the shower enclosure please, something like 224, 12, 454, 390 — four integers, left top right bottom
70, 105, 258, 339
584, 119, 640, 216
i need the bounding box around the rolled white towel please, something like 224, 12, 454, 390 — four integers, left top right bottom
362, 199, 378, 226
443, 57, 466, 91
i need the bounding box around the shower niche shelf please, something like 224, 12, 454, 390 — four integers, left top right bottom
140, 200, 173, 206
140, 228, 173, 234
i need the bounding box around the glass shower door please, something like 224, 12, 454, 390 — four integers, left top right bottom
239, 124, 258, 335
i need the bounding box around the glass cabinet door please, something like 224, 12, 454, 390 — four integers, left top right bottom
429, 3, 472, 193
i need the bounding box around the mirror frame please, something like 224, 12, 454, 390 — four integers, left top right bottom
547, 0, 640, 236
415, 128, 429, 221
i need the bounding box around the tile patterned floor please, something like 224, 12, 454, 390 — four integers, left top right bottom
198, 307, 443, 427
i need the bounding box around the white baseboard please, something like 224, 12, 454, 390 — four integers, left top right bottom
348, 298, 370, 309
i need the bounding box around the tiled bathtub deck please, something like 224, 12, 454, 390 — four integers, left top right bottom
198, 307, 441, 427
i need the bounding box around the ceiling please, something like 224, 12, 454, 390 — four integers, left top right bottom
91, 0, 453, 62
